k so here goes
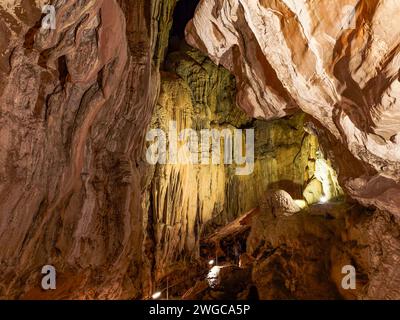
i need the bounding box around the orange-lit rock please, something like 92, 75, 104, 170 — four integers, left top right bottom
186, 0, 400, 216
0, 0, 175, 299
2, 0, 400, 301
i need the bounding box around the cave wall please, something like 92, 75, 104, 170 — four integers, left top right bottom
0, 0, 344, 299
143, 45, 339, 286
0, 0, 179, 299
186, 0, 400, 217
1, 0, 399, 300
182, 0, 400, 300
247, 197, 400, 300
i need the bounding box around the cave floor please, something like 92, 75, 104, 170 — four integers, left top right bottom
158, 199, 366, 300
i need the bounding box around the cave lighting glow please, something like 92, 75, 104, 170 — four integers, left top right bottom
152, 291, 162, 299
207, 266, 221, 288
208, 259, 215, 266
315, 151, 333, 204
319, 195, 329, 204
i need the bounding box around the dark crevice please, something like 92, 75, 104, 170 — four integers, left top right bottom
167, 0, 200, 54
57, 55, 68, 88
23, 15, 44, 50
171, 0, 199, 39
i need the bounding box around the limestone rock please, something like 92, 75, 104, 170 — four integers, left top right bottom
261, 190, 301, 217
247, 201, 400, 299
144, 46, 324, 283
0, 0, 177, 299
186, 0, 400, 216
303, 179, 323, 205
1, 0, 399, 301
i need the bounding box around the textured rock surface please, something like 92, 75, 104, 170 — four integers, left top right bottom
0, 0, 178, 299
247, 202, 400, 299
143, 45, 326, 287
1, 0, 400, 301
186, 0, 400, 216
261, 190, 301, 217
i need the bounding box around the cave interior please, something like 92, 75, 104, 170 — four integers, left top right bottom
0, 0, 399, 301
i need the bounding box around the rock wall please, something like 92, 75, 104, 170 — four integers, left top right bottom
0, 0, 178, 299
247, 196, 400, 299
186, 0, 400, 216
1, 0, 398, 300
143, 45, 338, 288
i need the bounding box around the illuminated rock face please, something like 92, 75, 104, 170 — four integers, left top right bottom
143, 45, 323, 289
1, 0, 399, 300
0, 0, 177, 299
186, 0, 400, 216
0, 0, 332, 299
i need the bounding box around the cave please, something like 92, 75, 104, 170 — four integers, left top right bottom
0, 0, 400, 302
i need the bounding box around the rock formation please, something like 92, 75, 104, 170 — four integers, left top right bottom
0, 0, 178, 299
246, 201, 400, 300
143, 44, 328, 291
186, 0, 400, 217
0, 0, 400, 300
